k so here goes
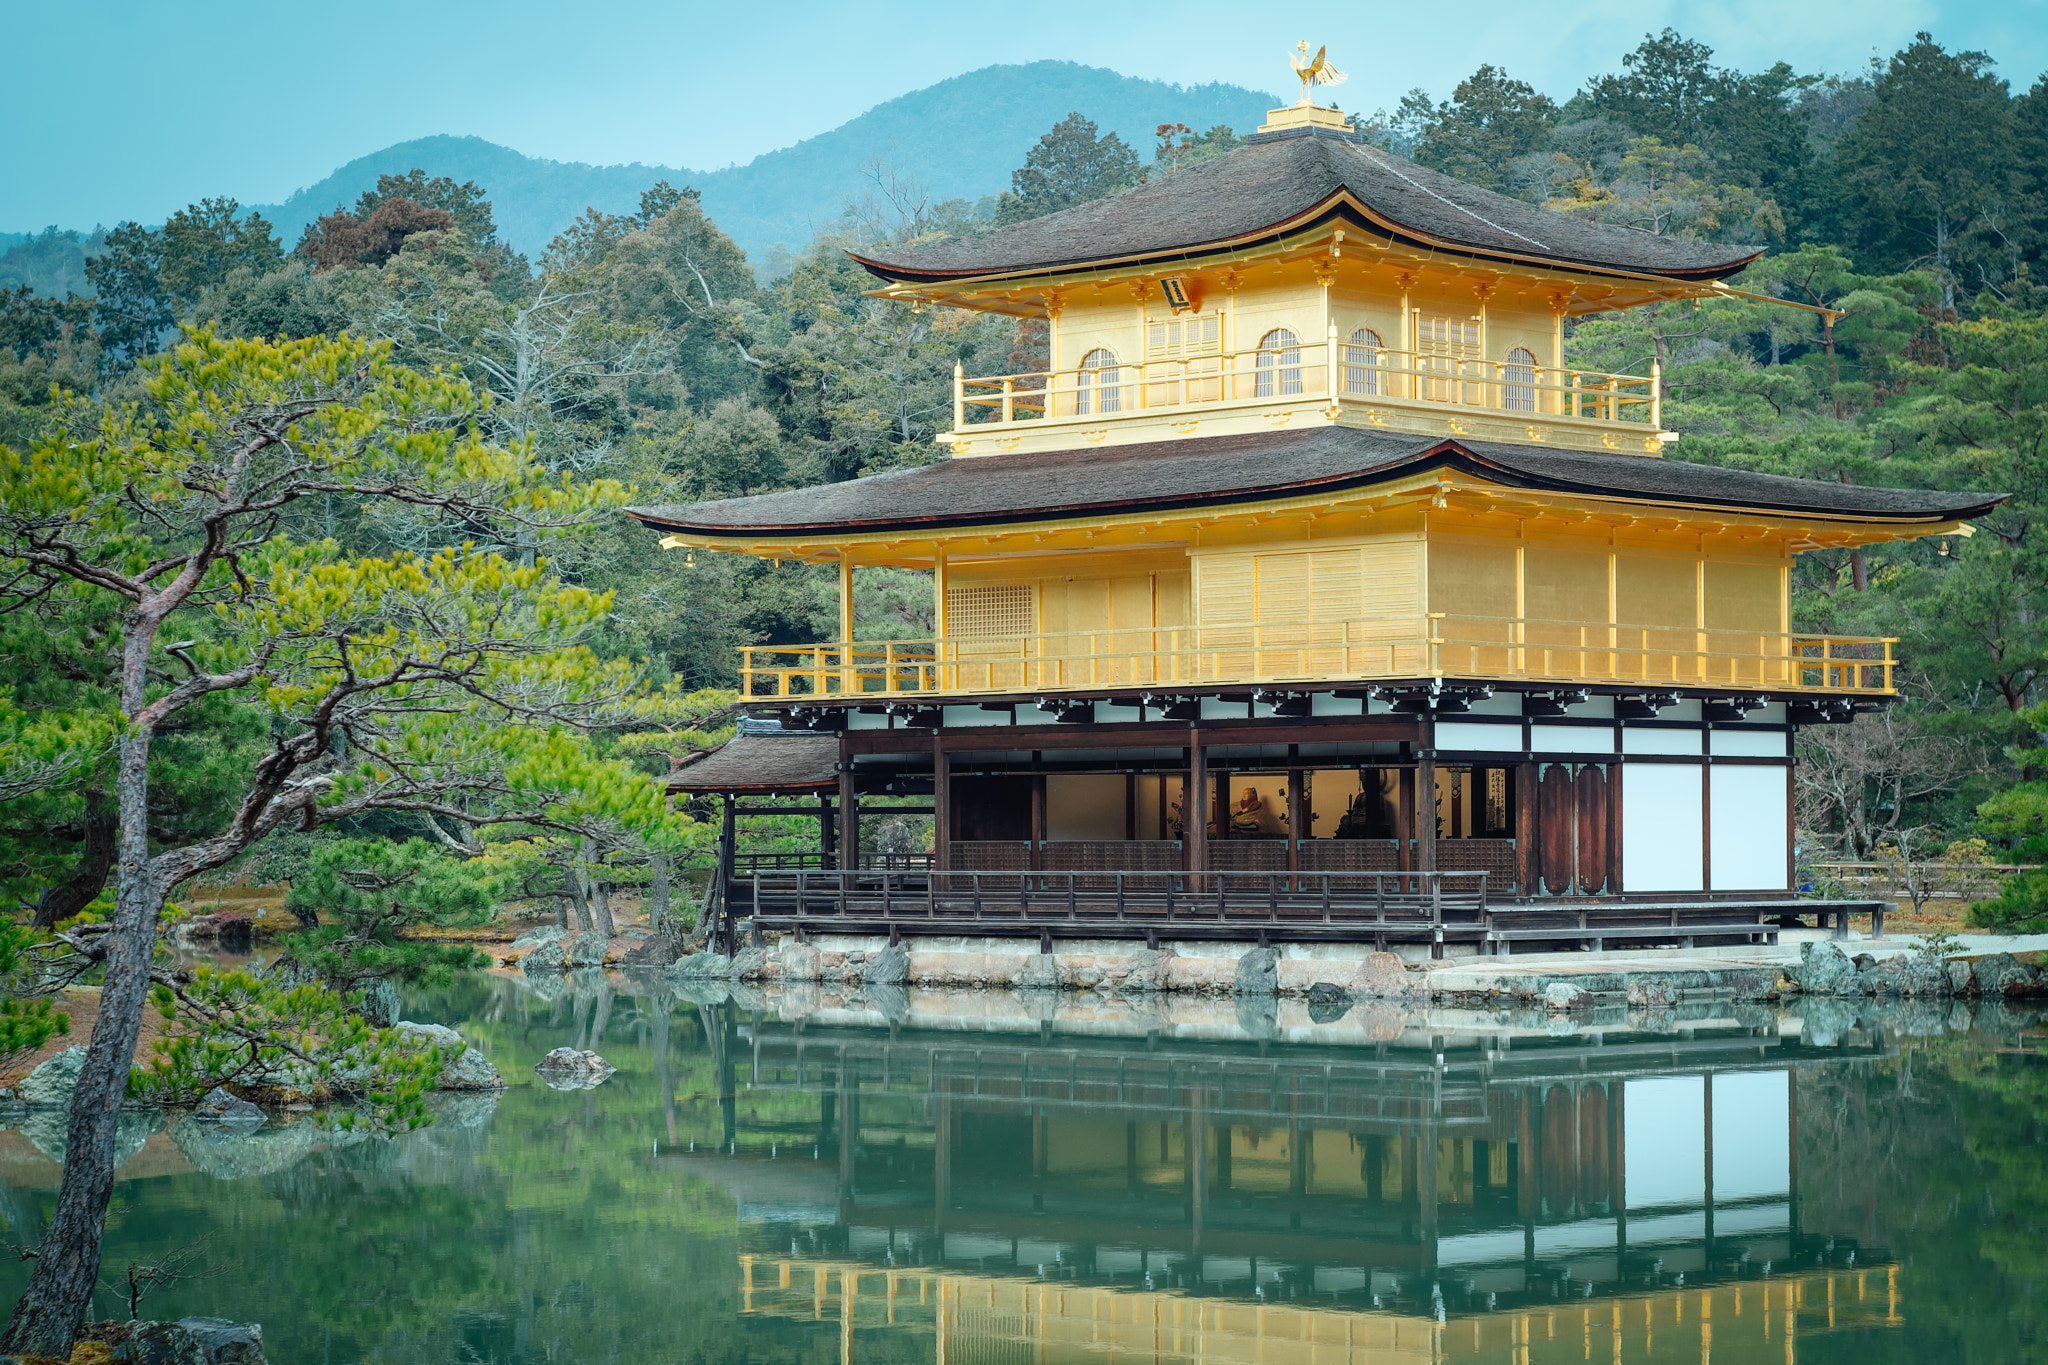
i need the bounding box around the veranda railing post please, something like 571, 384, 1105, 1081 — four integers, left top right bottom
953, 362, 965, 431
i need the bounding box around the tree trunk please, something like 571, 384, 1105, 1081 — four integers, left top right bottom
565, 875, 594, 932
31, 789, 117, 929
3, 728, 158, 1355
648, 855, 672, 935
590, 877, 616, 938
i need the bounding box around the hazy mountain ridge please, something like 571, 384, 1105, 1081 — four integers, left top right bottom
249, 62, 1277, 265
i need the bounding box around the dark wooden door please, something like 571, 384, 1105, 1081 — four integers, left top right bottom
1535, 763, 1611, 895
1538, 766, 1577, 895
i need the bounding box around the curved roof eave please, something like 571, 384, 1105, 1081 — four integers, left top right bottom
849, 189, 1763, 290
624, 439, 2003, 542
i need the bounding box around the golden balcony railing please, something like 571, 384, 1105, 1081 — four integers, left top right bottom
953, 334, 1661, 432
739, 614, 1895, 699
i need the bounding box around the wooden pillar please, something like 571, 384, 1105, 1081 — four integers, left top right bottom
1786, 1068, 1800, 1241
933, 736, 951, 873
838, 763, 858, 873
1187, 736, 1208, 874
933, 550, 949, 692
819, 794, 835, 869
1417, 754, 1438, 873
1515, 761, 1538, 895
1187, 1099, 1207, 1253
838, 550, 855, 693
1286, 766, 1306, 873
1029, 770, 1046, 871
1613, 1080, 1628, 1257
1396, 768, 1415, 874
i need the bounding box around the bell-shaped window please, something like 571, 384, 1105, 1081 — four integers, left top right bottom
1076, 347, 1121, 416
1503, 347, 1538, 412
1254, 328, 1302, 398
1343, 327, 1383, 397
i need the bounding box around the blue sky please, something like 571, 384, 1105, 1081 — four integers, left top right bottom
6, 0, 2043, 231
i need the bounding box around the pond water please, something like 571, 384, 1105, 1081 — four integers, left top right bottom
0, 975, 2041, 1364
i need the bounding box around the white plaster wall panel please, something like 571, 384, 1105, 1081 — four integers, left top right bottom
1531, 724, 1615, 753
848, 710, 890, 730
1311, 692, 1364, 717
1434, 722, 1522, 752
1710, 765, 1790, 890
1622, 728, 1703, 755
1708, 1070, 1790, 1199
1466, 692, 1523, 716
1622, 763, 1704, 891
1710, 729, 1788, 756
942, 705, 1006, 727
1624, 1076, 1705, 1209
1565, 696, 1616, 718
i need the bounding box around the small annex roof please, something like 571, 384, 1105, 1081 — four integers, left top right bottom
851, 128, 1761, 286
668, 728, 839, 795
627, 428, 2003, 540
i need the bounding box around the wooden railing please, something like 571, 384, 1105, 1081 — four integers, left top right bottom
739, 614, 1896, 698
954, 333, 1659, 431
750, 868, 1490, 939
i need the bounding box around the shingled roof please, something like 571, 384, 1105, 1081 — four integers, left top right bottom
668, 731, 840, 794
852, 127, 1762, 285
627, 429, 2002, 539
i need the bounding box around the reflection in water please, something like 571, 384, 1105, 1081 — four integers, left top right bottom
0, 974, 2033, 1363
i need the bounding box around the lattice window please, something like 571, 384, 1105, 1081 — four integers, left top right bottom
1417, 315, 1480, 402
946, 583, 1034, 639
1147, 314, 1221, 404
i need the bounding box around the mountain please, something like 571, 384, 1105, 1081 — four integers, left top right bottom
251, 62, 1280, 266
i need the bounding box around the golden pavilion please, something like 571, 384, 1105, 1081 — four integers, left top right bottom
632, 76, 1999, 954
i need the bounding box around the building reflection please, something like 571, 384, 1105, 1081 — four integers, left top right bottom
674, 998, 1899, 1359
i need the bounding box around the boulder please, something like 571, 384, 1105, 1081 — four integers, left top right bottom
1349, 952, 1417, 999
193, 1087, 265, 1126
1972, 953, 2044, 997
1016, 953, 1061, 990
864, 942, 910, 986
1798, 997, 1859, 1048
1794, 941, 1859, 996
1119, 948, 1175, 993
669, 951, 734, 982
535, 1047, 615, 1090
393, 1022, 505, 1090
564, 931, 609, 967
1625, 977, 1674, 1009
19, 1046, 88, 1108
1891, 954, 1951, 996
179, 1317, 267, 1364
81, 1316, 268, 1365
1949, 959, 1974, 994
622, 933, 683, 967
1233, 946, 1279, 996
81, 1320, 207, 1365
1305, 982, 1352, 1024
730, 944, 771, 980
521, 940, 569, 973
1542, 981, 1594, 1012
512, 925, 572, 949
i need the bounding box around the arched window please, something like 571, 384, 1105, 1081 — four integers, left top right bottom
1502, 346, 1538, 412
1076, 348, 1121, 416
1254, 328, 1301, 398
1343, 327, 1383, 397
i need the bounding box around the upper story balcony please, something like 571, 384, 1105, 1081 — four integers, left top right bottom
944, 332, 1670, 458
739, 614, 1895, 702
